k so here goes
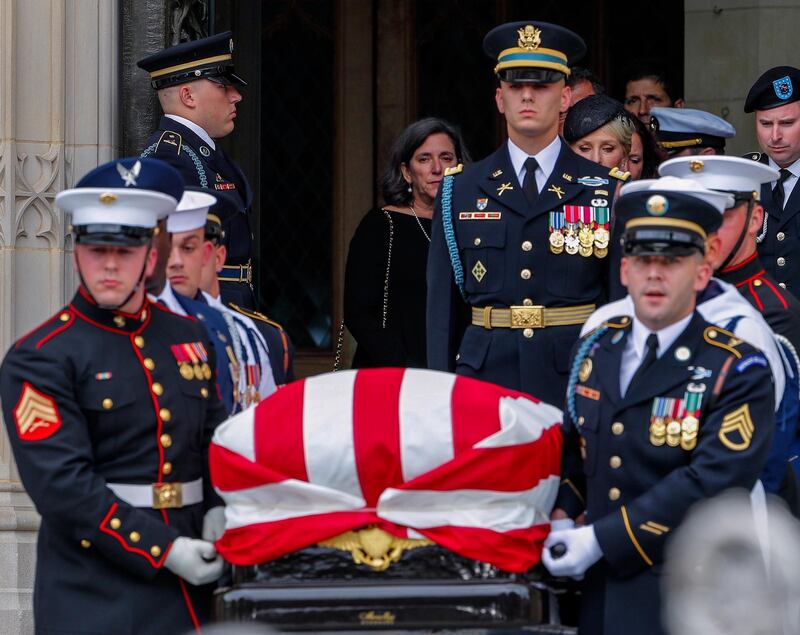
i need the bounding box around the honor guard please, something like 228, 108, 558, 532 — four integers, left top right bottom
544, 183, 775, 635
649, 107, 736, 157
201, 192, 295, 385
0, 158, 227, 634
744, 66, 800, 292
165, 188, 277, 406
138, 32, 257, 309
660, 155, 800, 495
426, 20, 629, 406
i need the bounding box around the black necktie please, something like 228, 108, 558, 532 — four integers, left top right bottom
627, 333, 659, 393
523, 157, 539, 206
773, 169, 792, 210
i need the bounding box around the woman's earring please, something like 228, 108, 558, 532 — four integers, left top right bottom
407, 184, 412, 193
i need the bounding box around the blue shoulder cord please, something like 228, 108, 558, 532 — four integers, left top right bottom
566, 326, 609, 422
440, 174, 467, 300
141, 143, 208, 188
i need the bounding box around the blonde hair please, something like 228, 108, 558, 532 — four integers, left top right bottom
604, 115, 635, 154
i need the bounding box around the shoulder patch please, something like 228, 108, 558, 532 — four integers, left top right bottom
155, 130, 183, 155
735, 353, 768, 374
228, 302, 286, 331
703, 326, 743, 359
444, 163, 464, 176
14, 382, 62, 441
718, 403, 754, 451
602, 315, 632, 330
609, 166, 631, 182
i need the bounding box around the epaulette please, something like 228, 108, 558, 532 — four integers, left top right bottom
444, 163, 464, 177
15, 309, 76, 350
744, 151, 762, 162
155, 130, 183, 155
703, 325, 745, 359
609, 166, 631, 182
228, 303, 286, 332
601, 315, 632, 330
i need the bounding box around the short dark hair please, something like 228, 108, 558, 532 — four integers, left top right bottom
624, 61, 681, 103
381, 117, 471, 206
567, 67, 605, 95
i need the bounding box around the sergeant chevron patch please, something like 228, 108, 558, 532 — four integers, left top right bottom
718, 404, 754, 451
13, 382, 62, 441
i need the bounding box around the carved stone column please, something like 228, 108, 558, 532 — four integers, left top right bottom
0, 2, 119, 633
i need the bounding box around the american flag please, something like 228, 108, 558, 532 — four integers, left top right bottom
210, 368, 563, 572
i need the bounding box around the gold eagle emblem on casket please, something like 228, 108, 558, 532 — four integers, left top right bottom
318, 525, 434, 572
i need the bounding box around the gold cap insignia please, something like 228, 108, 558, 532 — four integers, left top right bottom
689, 159, 704, 172
646, 194, 668, 215
99, 192, 118, 204
517, 25, 542, 50
718, 403, 754, 451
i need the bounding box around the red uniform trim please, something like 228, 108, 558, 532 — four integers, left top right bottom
70, 304, 132, 335
734, 269, 766, 289
721, 251, 758, 273
15, 312, 63, 348
35, 312, 75, 349
99, 503, 164, 568
151, 300, 199, 322
747, 280, 765, 311
760, 276, 790, 310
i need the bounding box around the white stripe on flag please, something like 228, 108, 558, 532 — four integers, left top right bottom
211, 405, 257, 462
474, 397, 562, 449
303, 371, 364, 500
220, 479, 366, 530
398, 370, 457, 482
376, 475, 560, 532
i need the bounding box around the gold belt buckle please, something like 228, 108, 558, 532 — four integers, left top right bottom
245, 261, 253, 284
510, 305, 544, 329
152, 482, 183, 509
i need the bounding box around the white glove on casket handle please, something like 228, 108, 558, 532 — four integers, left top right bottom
164, 537, 224, 586
542, 524, 602, 579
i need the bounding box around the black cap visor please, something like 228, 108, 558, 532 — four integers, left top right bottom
151, 65, 247, 90
622, 227, 705, 257
74, 224, 154, 247
498, 68, 566, 84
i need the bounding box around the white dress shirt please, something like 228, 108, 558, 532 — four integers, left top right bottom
507, 135, 562, 192
619, 313, 693, 396
165, 114, 216, 150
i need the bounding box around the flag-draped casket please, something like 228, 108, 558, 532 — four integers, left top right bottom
210, 368, 563, 572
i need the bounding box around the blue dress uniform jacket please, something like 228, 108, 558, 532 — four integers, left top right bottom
556, 312, 775, 635
748, 151, 800, 292
141, 116, 256, 308
228, 302, 295, 385
0, 290, 227, 635
427, 140, 624, 405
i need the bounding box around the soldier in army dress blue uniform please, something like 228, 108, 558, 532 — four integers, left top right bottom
426, 20, 629, 406
138, 32, 257, 309
543, 184, 775, 635
0, 158, 227, 634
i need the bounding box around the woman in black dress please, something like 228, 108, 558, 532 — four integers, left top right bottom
344, 118, 470, 368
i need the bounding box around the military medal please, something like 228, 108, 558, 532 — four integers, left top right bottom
180, 363, 194, 380
680, 383, 705, 450
548, 211, 565, 254
564, 205, 580, 255
171, 342, 209, 381
666, 418, 682, 447
649, 398, 668, 446
593, 206, 610, 255
202, 363, 212, 381
578, 206, 595, 257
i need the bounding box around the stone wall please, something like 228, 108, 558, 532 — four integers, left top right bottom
0, 2, 119, 633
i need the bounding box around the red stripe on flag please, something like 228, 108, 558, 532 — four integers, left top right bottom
352, 368, 405, 506
451, 375, 506, 455
209, 443, 289, 491
255, 379, 308, 481
216, 510, 376, 565
400, 424, 562, 493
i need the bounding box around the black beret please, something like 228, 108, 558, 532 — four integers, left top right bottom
483, 21, 585, 83
137, 31, 247, 90
744, 66, 800, 113
563, 95, 630, 143
616, 189, 723, 257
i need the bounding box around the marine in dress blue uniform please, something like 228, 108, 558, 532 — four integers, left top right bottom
543, 185, 775, 635
660, 155, 800, 501
0, 158, 227, 634
744, 66, 800, 292
137, 32, 256, 309
426, 20, 628, 406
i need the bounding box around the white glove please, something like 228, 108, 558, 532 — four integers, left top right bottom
542, 524, 602, 578
164, 537, 224, 586
202, 506, 226, 542
549, 517, 576, 532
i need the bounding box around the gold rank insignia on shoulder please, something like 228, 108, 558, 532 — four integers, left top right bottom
13, 384, 61, 441
719, 404, 754, 451
609, 166, 631, 181
603, 315, 630, 329
444, 163, 464, 176
156, 130, 182, 154
703, 327, 744, 359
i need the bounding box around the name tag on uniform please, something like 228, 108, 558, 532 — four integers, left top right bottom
459, 212, 502, 220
